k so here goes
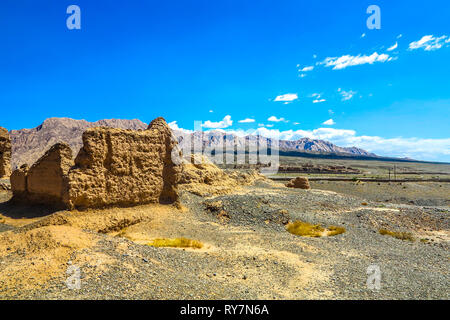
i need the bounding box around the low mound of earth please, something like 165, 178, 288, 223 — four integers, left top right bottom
0, 172, 448, 299
178, 154, 270, 197
286, 177, 311, 189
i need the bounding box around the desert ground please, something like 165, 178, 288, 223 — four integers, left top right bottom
0, 156, 449, 300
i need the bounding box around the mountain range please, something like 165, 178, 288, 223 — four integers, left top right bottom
8, 117, 376, 168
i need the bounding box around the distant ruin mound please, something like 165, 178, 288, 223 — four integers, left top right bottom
286, 177, 311, 189
10, 117, 181, 209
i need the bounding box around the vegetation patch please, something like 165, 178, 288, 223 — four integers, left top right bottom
327, 225, 346, 236
379, 229, 415, 242
286, 221, 324, 237
286, 220, 346, 237
147, 237, 203, 249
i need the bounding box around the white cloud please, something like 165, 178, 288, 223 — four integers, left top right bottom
298, 74, 307, 78
268, 116, 287, 123
293, 122, 300, 125
320, 52, 392, 70
274, 93, 298, 102
209, 110, 213, 113
338, 89, 356, 101
300, 66, 314, 72
322, 119, 335, 125
397, 34, 403, 39
409, 35, 449, 51
247, 128, 450, 161
387, 42, 398, 51
328, 109, 334, 115
361, 33, 366, 38
311, 93, 326, 103
202, 115, 233, 129
238, 118, 255, 123
168, 121, 193, 134
266, 124, 274, 128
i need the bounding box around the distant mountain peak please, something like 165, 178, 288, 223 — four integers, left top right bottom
9, 117, 376, 168
171, 128, 376, 157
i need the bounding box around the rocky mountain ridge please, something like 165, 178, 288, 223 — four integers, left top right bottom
8, 117, 375, 168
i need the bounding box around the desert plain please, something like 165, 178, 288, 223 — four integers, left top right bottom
0, 153, 448, 300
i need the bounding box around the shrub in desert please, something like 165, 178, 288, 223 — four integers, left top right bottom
379, 229, 415, 242
286, 221, 324, 237
286, 220, 345, 237
286, 177, 310, 189
147, 237, 203, 249
327, 225, 346, 236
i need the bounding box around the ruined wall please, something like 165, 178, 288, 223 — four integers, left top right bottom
0, 127, 11, 178
31, 144, 72, 206
10, 117, 181, 209
10, 165, 28, 194
11, 143, 73, 208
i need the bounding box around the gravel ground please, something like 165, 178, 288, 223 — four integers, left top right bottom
0, 180, 448, 300
310, 180, 450, 206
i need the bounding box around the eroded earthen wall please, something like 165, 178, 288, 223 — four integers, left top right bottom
10, 143, 73, 208
10, 117, 181, 209
0, 127, 11, 178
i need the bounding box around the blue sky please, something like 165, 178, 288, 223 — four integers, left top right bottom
0, 0, 449, 161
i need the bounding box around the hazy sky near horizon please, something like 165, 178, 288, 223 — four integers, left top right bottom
0, 0, 449, 161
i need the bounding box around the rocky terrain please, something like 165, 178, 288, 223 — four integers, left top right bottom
9, 117, 375, 168
0, 119, 448, 300
0, 158, 448, 300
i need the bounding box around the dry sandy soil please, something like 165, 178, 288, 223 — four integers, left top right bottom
0, 177, 448, 300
